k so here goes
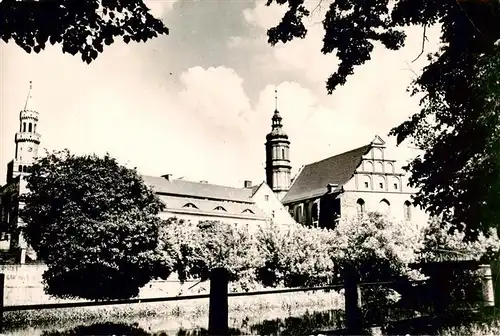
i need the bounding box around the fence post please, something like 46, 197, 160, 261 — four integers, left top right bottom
344, 264, 363, 334
208, 268, 229, 336
479, 264, 495, 308
0, 273, 4, 333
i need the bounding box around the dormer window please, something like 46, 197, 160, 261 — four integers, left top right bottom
214, 206, 227, 212
183, 203, 198, 209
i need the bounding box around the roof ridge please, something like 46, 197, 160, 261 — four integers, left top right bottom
305, 144, 371, 167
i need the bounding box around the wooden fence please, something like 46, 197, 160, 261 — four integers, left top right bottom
0, 261, 497, 335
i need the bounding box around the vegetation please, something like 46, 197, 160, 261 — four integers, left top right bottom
268, 0, 500, 240
20, 150, 171, 300
0, 0, 169, 63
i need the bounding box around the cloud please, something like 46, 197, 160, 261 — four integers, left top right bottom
143, 0, 178, 18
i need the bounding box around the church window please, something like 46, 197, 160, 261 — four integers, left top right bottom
23, 123, 26, 132
378, 199, 390, 214
404, 201, 412, 220
28, 123, 32, 132
214, 206, 227, 212
361, 175, 371, 189
243, 209, 254, 214
18, 165, 22, 172
183, 203, 198, 209
22, 166, 27, 173
356, 198, 365, 215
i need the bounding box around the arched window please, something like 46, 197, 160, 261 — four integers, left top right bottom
18, 165, 22, 172
378, 199, 390, 214
214, 206, 227, 212
22, 165, 27, 173
356, 198, 365, 215
242, 209, 254, 214
375, 162, 384, 173
376, 176, 385, 190
282, 148, 285, 159
183, 203, 198, 209
391, 177, 400, 191
28, 123, 32, 132
34, 124, 37, 133
374, 148, 383, 160
361, 175, 371, 189
23, 123, 26, 132
404, 201, 412, 221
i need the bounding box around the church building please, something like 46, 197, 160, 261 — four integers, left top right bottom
281, 136, 427, 229
0, 82, 40, 261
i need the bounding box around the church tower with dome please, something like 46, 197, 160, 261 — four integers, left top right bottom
265, 90, 292, 200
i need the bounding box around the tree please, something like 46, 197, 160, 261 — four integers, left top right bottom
21, 150, 171, 300
267, 0, 500, 240
0, 0, 169, 64
159, 218, 264, 292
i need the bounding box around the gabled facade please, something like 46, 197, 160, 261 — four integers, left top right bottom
282, 136, 427, 229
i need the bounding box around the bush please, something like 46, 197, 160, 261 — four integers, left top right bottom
160, 218, 264, 291
21, 150, 171, 300
255, 223, 337, 288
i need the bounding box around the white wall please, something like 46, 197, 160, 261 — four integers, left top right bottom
158, 211, 268, 235
251, 183, 297, 228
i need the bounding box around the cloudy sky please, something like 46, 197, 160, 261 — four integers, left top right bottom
0, 0, 441, 187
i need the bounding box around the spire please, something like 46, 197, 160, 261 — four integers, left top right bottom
275, 87, 278, 111
23, 81, 35, 111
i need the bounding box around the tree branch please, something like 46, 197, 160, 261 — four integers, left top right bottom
412, 24, 428, 63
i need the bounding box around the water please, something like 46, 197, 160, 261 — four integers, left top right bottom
6, 309, 345, 336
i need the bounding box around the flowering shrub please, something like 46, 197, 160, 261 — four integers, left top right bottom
255, 223, 337, 288
159, 218, 264, 291
418, 217, 500, 262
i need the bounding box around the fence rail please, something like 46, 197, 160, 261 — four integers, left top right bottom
0, 262, 497, 335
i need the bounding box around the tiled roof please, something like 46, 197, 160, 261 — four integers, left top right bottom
282, 144, 372, 204
141, 175, 254, 203
157, 195, 267, 219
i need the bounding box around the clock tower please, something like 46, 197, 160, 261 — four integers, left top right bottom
9, 81, 41, 181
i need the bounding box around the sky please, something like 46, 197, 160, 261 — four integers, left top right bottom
0, 0, 442, 187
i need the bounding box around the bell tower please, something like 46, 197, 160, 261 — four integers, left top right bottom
265, 89, 291, 200
10, 81, 41, 181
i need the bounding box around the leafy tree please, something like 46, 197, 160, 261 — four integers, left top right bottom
0, 0, 169, 63
267, 0, 500, 240
21, 150, 171, 300
255, 223, 337, 288
159, 218, 264, 292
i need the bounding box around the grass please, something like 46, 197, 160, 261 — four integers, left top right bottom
3, 288, 344, 335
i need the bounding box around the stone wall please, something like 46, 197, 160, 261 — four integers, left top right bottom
0, 264, 201, 306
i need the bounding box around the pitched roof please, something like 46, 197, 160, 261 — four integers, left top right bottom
157, 195, 267, 219
141, 175, 254, 203
282, 144, 372, 204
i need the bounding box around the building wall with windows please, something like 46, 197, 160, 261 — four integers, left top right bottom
282, 136, 429, 229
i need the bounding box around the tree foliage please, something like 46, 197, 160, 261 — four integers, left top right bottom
267, 0, 500, 239
159, 218, 264, 292
0, 0, 169, 63
21, 150, 171, 300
